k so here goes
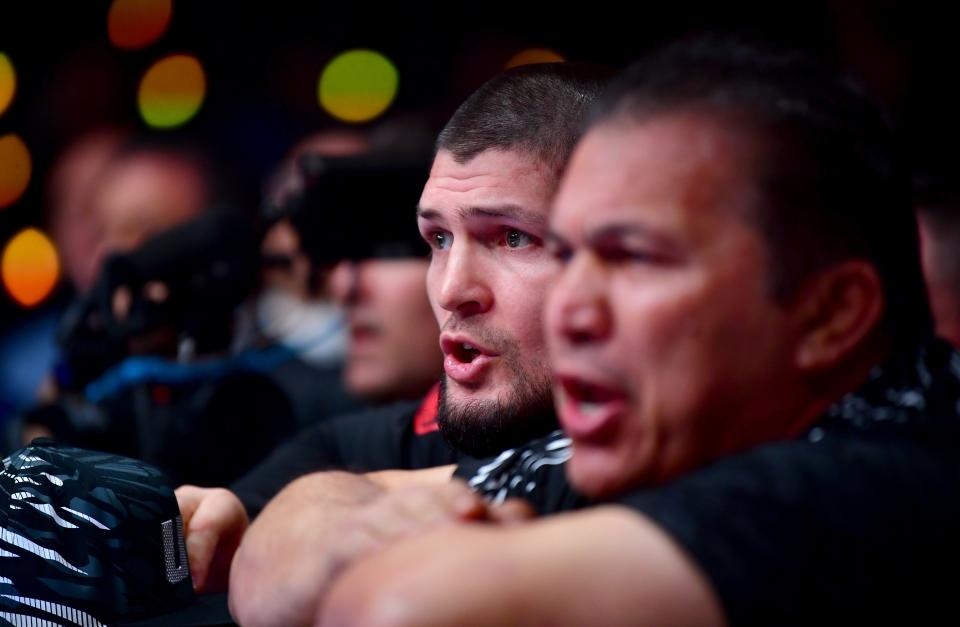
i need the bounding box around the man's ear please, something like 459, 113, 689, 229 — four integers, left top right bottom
790, 260, 885, 371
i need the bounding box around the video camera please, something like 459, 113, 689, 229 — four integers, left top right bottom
55, 208, 259, 392
276, 152, 432, 268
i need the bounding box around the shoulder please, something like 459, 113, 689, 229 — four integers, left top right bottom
616, 429, 960, 625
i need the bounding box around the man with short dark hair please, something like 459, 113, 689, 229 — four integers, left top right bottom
176, 64, 610, 622
426, 62, 610, 458
314, 38, 960, 627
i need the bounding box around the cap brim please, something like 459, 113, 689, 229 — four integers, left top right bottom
116, 592, 235, 627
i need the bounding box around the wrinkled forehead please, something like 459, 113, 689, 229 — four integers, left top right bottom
419, 149, 559, 223
552, 113, 764, 237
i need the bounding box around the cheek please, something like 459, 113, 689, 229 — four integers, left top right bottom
425, 263, 447, 322
613, 276, 710, 365
544, 291, 565, 357
497, 272, 553, 349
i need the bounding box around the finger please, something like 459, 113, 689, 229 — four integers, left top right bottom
186, 490, 248, 593
175, 485, 203, 528
186, 528, 218, 592
450, 491, 490, 522
488, 498, 537, 524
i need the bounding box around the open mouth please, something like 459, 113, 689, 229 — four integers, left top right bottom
440, 335, 499, 384
556, 375, 628, 440
562, 377, 624, 411
451, 341, 483, 363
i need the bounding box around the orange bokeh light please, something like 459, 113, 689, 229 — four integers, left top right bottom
2, 228, 60, 308
108, 0, 173, 50
0, 134, 32, 209
0, 52, 15, 117
505, 48, 566, 69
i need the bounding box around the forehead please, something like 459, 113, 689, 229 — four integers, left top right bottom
553, 112, 762, 238
419, 149, 557, 221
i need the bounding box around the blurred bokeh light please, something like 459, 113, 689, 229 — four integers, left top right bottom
0, 134, 32, 209
138, 54, 206, 129
0, 53, 15, 117
318, 49, 398, 123
2, 228, 60, 308
505, 48, 565, 69
108, 0, 173, 50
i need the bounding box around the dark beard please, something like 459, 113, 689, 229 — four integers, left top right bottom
437, 374, 558, 458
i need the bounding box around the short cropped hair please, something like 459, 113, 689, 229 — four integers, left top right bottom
590, 35, 932, 346
437, 63, 612, 174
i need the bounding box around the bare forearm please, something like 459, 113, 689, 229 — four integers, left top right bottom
230, 471, 384, 627
320, 507, 726, 627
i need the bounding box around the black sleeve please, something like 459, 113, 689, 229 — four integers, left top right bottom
615, 430, 960, 626
230, 400, 460, 518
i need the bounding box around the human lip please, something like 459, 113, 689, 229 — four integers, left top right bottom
440, 334, 500, 385
554, 373, 629, 443
349, 318, 381, 350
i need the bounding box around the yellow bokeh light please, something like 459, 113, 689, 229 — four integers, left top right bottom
0, 134, 32, 209
2, 228, 60, 308
505, 48, 566, 69
0, 52, 15, 117
138, 54, 206, 129
319, 49, 399, 123
108, 0, 173, 50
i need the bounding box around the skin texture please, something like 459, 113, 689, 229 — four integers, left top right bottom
175, 486, 248, 593
227, 468, 458, 627
317, 507, 726, 627
418, 149, 559, 449
547, 113, 886, 498
328, 259, 441, 401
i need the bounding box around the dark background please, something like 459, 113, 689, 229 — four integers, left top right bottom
0, 0, 956, 331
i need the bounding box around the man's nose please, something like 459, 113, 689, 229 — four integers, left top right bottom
328, 261, 361, 305
549, 253, 612, 345
435, 241, 493, 318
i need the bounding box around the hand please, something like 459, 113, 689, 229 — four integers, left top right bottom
320, 481, 490, 577
228, 472, 385, 627
228, 474, 531, 627
175, 485, 249, 593
304, 483, 535, 618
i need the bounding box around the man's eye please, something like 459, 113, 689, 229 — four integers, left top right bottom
505, 229, 533, 249
432, 231, 451, 250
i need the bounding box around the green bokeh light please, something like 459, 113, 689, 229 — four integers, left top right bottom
319, 49, 399, 123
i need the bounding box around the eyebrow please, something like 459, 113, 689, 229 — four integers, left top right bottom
417, 204, 547, 229
585, 223, 683, 253
548, 222, 683, 254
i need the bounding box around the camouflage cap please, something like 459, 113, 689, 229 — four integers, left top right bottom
0, 440, 232, 626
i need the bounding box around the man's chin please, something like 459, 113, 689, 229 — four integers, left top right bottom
443, 377, 505, 404
437, 375, 558, 458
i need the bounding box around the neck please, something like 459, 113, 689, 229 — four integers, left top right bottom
790, 332, 891, 436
